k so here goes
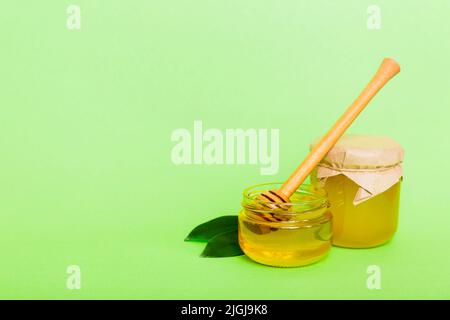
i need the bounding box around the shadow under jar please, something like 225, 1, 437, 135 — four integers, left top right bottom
238, 183, 332, 267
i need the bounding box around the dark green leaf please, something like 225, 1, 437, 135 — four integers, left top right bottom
185, 215, 238, 242
200, 230, 244, 258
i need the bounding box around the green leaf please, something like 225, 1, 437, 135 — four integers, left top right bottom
200, 230, 244, 258
185, 215, 238, 242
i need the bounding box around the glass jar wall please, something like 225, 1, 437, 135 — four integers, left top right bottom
238, 183, 332, 267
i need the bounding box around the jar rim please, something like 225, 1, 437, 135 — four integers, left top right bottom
318, 162, 402, 172
242, 182, 328, 207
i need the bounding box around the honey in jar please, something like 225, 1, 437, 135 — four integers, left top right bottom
311, 135, 404, 248
238, 183, 332, 267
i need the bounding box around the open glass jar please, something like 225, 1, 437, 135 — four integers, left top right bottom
238, 183, 332, 267
311, 135, 404, 248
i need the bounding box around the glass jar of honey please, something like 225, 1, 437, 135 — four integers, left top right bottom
238, 183, 332, 267
311, 135, 404, 248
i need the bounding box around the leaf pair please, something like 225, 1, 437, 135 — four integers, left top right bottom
185, 216, 244, 258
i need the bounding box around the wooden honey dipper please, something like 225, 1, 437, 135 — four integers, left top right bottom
259, 58, 400, 211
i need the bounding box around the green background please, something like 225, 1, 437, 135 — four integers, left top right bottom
1, 0, 449, 299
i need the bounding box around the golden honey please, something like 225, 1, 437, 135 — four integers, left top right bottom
319, 174, 400, 248
310, 134, 404, 248
238, 183, 332, 267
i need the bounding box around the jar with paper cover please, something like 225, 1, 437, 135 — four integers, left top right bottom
310, 135, 404, 248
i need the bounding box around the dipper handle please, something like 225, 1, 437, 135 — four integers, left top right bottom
279, 58, 400, 198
